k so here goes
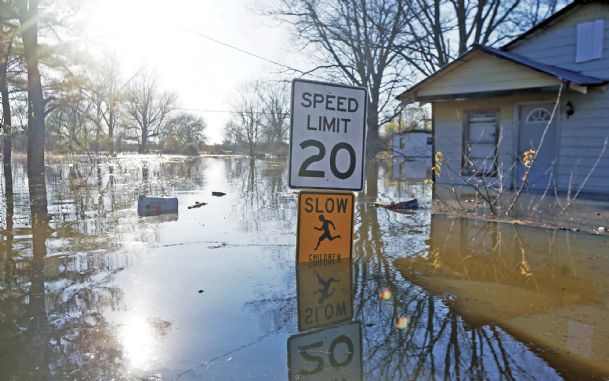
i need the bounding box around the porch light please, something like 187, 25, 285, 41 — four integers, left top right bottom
566, 101, 575, 118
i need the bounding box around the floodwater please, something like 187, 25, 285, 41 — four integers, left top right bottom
0, 155, 608, 380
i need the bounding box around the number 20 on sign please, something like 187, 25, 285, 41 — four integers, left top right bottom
289, 79, 368, 191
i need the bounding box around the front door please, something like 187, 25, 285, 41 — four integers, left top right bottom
517, 104, 559, 190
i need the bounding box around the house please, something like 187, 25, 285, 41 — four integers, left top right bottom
392, 131, 433, 159
391, 131, 432, 180
397, 0, 609, 198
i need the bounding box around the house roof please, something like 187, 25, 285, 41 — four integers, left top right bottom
396, 45, 607, 103
478, 46, 606, 85
502, 0, 609, 50
397, 0, 609, 104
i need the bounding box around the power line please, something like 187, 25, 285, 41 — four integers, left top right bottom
175, 107, 289, 116
175, 107, 240, 114
174, 24, 327, 81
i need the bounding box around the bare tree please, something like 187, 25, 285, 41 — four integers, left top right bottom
269, 0, 413, 157
226, 82, 264, 158
401, 0, 566, 76
46, 89, 95, 154
87, 56, 134, 154
166, 111, 206, 145
258, 81, 289, 145
124, 70, 177, 153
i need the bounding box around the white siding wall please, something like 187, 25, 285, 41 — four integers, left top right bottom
433, 94, 558, 188
555, 91, 609, 193
510, 3, 609, 78
434, 94, 609, 193
392, 132, 432, 158
510, 3, 609, 194
417, 51, 560, 97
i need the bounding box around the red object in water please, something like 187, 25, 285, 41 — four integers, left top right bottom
374, 199, 419, 213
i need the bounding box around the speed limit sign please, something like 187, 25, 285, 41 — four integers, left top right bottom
289, 79, 367, 191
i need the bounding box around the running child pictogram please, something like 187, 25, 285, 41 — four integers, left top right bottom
314, 214, 341, 250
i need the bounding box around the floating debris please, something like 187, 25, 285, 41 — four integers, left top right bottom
188, 201, 207, 209
212, 191, 226, 197
138, 195, 178, 216
374, 199, 419, 214
277, 191, 297, 199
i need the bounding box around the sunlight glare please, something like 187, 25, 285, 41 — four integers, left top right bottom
119, 317, 157, 370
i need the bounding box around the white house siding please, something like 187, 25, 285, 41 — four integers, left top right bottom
509, 3, 609, 194
555, 91, 609, 193
509, 3, 609, 77
417, 51, 561, 97
392, 132, 432, 158
433, 93, 559, 188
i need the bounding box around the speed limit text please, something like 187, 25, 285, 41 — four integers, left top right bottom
301, 92, 360, 133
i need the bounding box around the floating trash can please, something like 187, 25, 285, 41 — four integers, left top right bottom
138, 195, 178, 216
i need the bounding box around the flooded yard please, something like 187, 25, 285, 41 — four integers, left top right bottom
1, 155, 608, 380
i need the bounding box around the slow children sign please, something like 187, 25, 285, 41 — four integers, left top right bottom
289, 79, 367, 191
296, 191, 354, 263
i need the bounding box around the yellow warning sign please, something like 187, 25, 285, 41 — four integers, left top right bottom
297, 191, 354, 263
297, 259, 353, 331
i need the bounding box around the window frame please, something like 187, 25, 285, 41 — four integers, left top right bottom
576, 19, 604, 63
526, 107, 552, 124
461, 109, 500, 177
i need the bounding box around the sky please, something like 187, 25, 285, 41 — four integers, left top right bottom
80, 0, 297, 144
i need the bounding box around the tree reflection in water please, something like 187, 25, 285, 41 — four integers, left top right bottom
0, 157, 207, 379
0, 157, 601, 379
225, 157, 296, 236
235, 159, 566, 379
350, 161, 562, 380
229, 158, 298, 334
0, 165, 128, 379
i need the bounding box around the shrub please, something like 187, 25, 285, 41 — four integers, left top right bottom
180, 143, 199, 156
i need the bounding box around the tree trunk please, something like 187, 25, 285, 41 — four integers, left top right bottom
28, 171, 48, 223
108, 112, 115, 154
137, 130, 148, 153
455, 0, 468, 55
19, 0, 46, 176
140, 126, 148, 153
28, 207, 49, 380
1, 69, 11, 187
1, 57, 10, 172
365, 103, 382, 158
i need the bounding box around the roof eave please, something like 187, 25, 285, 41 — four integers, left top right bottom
396, 45, 607, 104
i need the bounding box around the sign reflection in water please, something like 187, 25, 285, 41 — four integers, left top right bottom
296, 259, 352, 331
289, 257, 362, 381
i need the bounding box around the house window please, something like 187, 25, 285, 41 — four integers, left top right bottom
463, 111, 498, 177
576, 19, 604, 63
526, 108, 551, 123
